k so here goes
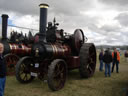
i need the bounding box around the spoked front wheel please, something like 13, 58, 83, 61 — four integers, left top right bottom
4, 53, 19, 75
48, 59, 67, 91
15, 56, 34, 83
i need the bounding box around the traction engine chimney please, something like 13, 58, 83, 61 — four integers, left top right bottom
39, 3, 49, 42
1, 14, 9, 41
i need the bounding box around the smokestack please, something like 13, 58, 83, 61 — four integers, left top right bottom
1, 14, 9, 40
39, 3, 49, 42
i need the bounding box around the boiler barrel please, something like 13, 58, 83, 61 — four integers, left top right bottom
9, 44, 31, 55
33, 43, 71, 59
3, 43, 31, 56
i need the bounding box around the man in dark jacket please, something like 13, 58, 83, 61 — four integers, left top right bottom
99, 49, 104, 71
103, 48, 112, 77
0, 43, 6, 96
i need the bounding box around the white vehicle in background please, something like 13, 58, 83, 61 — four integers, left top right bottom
116, 48, 120, 52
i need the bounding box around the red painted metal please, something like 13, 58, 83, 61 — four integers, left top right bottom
9, 44, 31, 55
50, 43, 71, 58
66, 56, 80, 69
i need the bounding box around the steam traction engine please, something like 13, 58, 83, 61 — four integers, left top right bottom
1, 3, 96, 91
1, 14, 33, 75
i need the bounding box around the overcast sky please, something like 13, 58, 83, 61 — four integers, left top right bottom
0, 0, 128, 45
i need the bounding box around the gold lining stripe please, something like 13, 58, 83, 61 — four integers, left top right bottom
56, 45, 58, 56
53, 45, 58, 56
52, 45, 56, 56
50, 44, 55, 59
9, 44, 12, 50
39, 5, 49, 8
62, 46, 65, 57
22, 45, 25, 51
50, 44, 54, 54
26, 47, 28, 52
22, 45, 25, 54
13, 44, 16, 53
14, 45, 16, 50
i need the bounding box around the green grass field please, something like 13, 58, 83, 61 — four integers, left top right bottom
4, 54, 128, 96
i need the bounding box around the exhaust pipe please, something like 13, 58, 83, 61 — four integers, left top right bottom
39, 3, 49, 42
1, 14, 9, 41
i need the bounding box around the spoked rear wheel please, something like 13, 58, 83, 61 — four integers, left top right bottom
79, 43, 96, 78
4, 53, 19, 75
48, 59, 67, 91
15, 56, 34, 83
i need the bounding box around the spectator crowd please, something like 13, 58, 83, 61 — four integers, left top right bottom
99, 48, 121, 77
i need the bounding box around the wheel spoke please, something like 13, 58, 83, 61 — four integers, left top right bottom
54, 67, 64, 77
88, 66, 93, 73
23, 74, 27, 81
21, 63, 26, 69
90, 58, 94, 64
25, 74, 28, 81
19, 71, 24, 75
89, 53, 95, 58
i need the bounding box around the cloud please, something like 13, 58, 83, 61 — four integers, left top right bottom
86, 21, 128, 45
0, 0, 41, 15
100, 24, 121, 32
54, 14, 100, 33
0, 0, 128, 45
99, 0, 128, 6
98, 0, 128, 11
47, 0, 95, 16
0, 0, 98, 31
0, 0, 95, 16
115, 12, 128, 27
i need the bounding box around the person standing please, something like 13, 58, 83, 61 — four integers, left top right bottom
103, 48, 112, 77
111, 48, 120, 73
99, 49, 104, 71
0, 43, 6, 96
124, 50, 128, 62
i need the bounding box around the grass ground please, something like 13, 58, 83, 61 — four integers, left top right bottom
4, 53, 128, 96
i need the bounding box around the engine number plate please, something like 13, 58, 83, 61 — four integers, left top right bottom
31, 72, 37, 77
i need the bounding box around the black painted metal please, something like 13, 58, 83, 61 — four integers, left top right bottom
39, 4, 49, 42
1, 14, 9, 40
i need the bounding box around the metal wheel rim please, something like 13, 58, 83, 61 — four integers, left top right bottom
87, 45, 96, 75
52, 61, 66, 89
